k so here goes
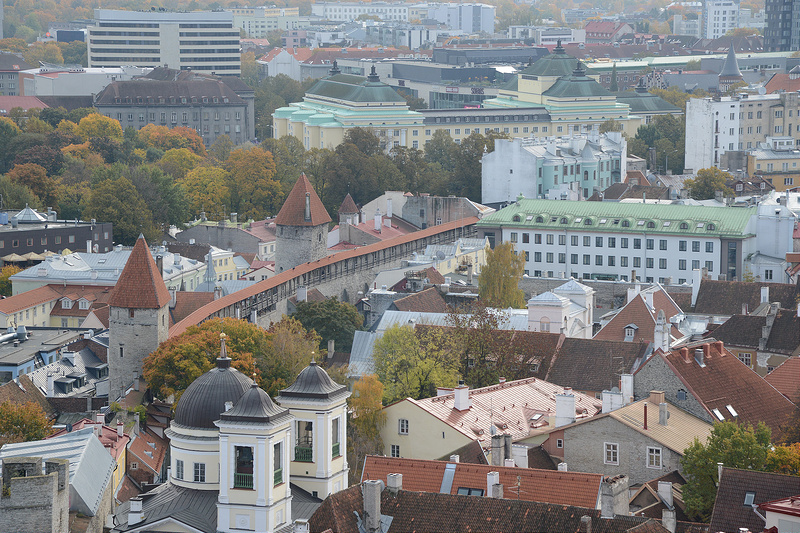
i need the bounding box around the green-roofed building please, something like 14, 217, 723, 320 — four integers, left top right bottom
475, 197, 786, 284
614, 79, 683, 124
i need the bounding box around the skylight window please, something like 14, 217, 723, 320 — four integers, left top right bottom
613, 219, 620, 225
526, 215, 533, 221
697, 223, 705, 228
712, 408, 725, 421
637, 220, 645, 226
599, 218, 607, 224
574, 218, 582, 223
663, 221, 671, 227
744, 491, 756, 506
726, 405, 738, 417
530, 413, 543, 421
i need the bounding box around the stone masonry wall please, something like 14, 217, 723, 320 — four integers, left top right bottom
632, 354, 712, 424
0, 461, 69, 533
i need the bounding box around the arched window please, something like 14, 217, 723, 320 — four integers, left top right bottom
707, 223, 716, 231
647, 221, 656, 229
535, 216, 544, 223
513, 215, 521, 222
621, 220, 630, 228
584, 219, 592, 226
679, 222, 689, 230
560, 217, 568, 224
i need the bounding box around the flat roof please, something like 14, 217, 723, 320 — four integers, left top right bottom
0, 328, 83, 367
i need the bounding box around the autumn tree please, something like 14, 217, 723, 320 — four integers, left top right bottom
292, 298, 363, 353
13, 144, 64, 176
0, 175, 41, 210
684, 167, 733, 200
225, 146, 283, 219
682, 421, 771, 521
258, 317, 321, 397
347, 375, 387, 484
23, 41, 63, 65
124, 165, 190, 231
0, 264, 22, 296
6, 163, 59, 207
209, 134, 235, 162
158, 148, 203, 180
138, 125, 206, 157
76, 113, 123, 142
0, 401, 53, 446
766, 443, 800, 475
82, 176, 159, 245
478, 241, 525, 308
180, 166, 232, 219
143, 317, 263, 402
373, 324, 460, 403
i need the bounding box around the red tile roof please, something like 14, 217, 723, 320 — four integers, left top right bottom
765, 73, 800, 94
0, 285, 61, 314
338, 193, 359, 214
109, 236, 171, 309
115, 474, 142, 503
128, 427, 168, 474
391, 287, 449, 313
361, 456, 603, 508
49, 418, 130, 461
275, 173, 331, 227
594, 288, 681, 343
656, 340, 796, 439
765, 357, 800, 402
0, 95, 47, 114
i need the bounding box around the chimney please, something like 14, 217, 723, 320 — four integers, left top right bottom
363, 480, 382, 533
86, 240, 92, 254
558, 462, 568, 471
659, 402, 669, 426
117, 419, 124, 438
304, 193, 311, 221
499, 377, 506, 384
761, 286, 769, 304
297, 286, 308, 302
486, 471, 500, 496
95, 411, 104, 424
134, 370, 140, 392
742, 303, 748, 315
47, 372, 55, 397
662, 509, 676, 533
658, 481, 673, 508
387, 473, 402, 494
600, 475, 629, 518
645, 291, 654, 310
555, 389, 576, 427
128, 497, 144, 525
580, 516, 592, 533
230, 212, 238, 224
602, 390, 623, 413
643, 403, 648, 430
214, 286, 223, 300
293, 519, 310, 533
491, 483, 504, 499
386, 197, 393, 218
169, 287, 177, 309
694, 348, 704, 366
449, 454, 460, 463
504, 458, 515, 468
467, 263, 473, 285
504, 434, 512, 461
491, 434, 503, 466
327, 339, 335, 359
718, 462, 724, 482
620, 374, 633, 405
649, 391, 665, 405
691, 268, 701, 307
453, 381, 470, 411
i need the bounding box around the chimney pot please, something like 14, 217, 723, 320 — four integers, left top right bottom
558, 462, 568, 471
648, 390, 665, 405
387, 473, 402, 494
117, 419, 124, 438
486, 471, 500, 496
454, 382, 470, 411
293, 519, 310, 533
580, 516, 592, 533
662, 509, 676, 533
449, 454, 460, 463
491, 483, 504, 499
659, 402, 669, 425
644, 403, 648, 430
694, 348, 705, 366
504, 458, 515, 467
363, 480, 382, 533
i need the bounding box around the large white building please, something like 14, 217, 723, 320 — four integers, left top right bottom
476, 199, 795, 284
87, 9, 241, 76
423, 3, 496, 33
20, 64, 150, 97
685, 92, 800, 172
312, 2, 410, 22
703, 0, 740, 39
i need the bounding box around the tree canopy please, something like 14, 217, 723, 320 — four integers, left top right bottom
0, 401, 53, 446
292, 298, 363, 353
684, 167, 733, 200
478, 241, 526, 308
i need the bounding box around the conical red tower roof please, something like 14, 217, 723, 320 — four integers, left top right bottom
275, 173, 332, 227
109, 235, 171, 309
338, 193, 359, 214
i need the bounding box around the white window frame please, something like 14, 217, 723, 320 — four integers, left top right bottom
647, 447, 662, 469
556, 438, 563, 449
391, 444, 400, 458
175, 459, 184, 480
398, 418, 409, 435
604, 442, 619, 465
194, 462, 206, 482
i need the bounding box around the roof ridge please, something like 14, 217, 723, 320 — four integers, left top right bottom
275, 173, 332, 227
108, 236, 171, 309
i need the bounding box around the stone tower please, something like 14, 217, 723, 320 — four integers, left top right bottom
718, 46, 743, 93
338, 193, 359, 227
108, 235, 171, 401
275, 173, 331, 273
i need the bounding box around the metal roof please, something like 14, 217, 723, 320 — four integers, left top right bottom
277, 361, 348, 401
477, 198, 756, 238
0, 427, 115, 516
348, 330, 377, 378
306, 73, 405, 103
219, 383, 291, 423
542, 63, 612, 99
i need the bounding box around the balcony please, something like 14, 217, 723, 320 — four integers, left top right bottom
332, 442, 341, 458
274, 468, 283, 485
295, 446, 313, 462
233, 472, 253, 489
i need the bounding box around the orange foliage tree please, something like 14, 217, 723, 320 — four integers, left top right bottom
0, 401, 53, 446
138, 124, 207, 157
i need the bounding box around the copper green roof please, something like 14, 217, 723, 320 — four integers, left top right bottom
519, 41, 597, 78
305, 70, 405, 104
477, 198, 755, 238
542, 63, 612, 99
615, 91, 682, 114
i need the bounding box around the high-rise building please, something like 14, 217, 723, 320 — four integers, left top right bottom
764, 0, 800, 51
87, 9, 241, 76
703, 0, 740, 39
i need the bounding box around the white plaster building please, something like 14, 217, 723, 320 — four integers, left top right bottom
526, 278, 594, 338
703, 0, 740, 39
312, 2, 411, 22
20, 65, 151, 97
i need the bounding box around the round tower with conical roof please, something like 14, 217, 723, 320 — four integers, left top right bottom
274, 173, 332, 273
719, 46, 744, 93
276, 361, 350, 499
108, 235, 170, 401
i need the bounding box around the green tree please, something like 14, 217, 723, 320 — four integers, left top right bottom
610, 63, 619, 92
685, 59, 701, 71
180, 165, 232, 219
424, 129, 458, 177
82, 176, 159, 245
373, 324, 460, 403
479, 241, 525, 308
143, 317, 263, 402
0, 264, 22, 296
57, 41, 88, 66
347, 375, 386, 484
258, 316, 321, 397
292, 298, 363, 353
0, 175, 41, 210
0, 401, 53, 446
681, 421, 771, 521
125, 165, 190, 231
599, 118, 623, 133
403, 94, 428, 111
684, 167, 733, 200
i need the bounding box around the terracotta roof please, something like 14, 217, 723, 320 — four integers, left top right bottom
288, 288, 327, 306
49, 418, 130, 461
338, 193, 358, 214
128, 426, 169, 474
169, 216, 480, 337
546, 338, 649, 393
361, 456, 603, 508
594, 288, 682, 344
327, 241, 360, 251
390, 266, 446, 291
391, 287, 449, 313
765, 357, 800, 402
0, 374, 55, 416
403, 375, 602, 444
84, 305, 110, 328
309, 484, 703, 533
710, 467, 800, 533
0, 96, 47, 113
116, 474, 142, 503
346, 216, 412, 241
764, 72, 800, 94
654, 340, 796, 439
0, 285, 61, 314
436, 439, 488, 465
692, 280, 798, 316
109, 236, 171, 309
169, 291, 215, 328
275, 173, 331, 227
241, 218, 276, 242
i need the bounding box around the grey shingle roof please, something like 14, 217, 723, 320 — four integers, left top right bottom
220, 382, 291, 423
112, 482, 218, 533
277, 361, 348, 401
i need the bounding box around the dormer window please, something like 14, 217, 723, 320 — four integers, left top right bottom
624, 324, 637, 341
535, 216, 544, 223
61, 299, 73, 309
647, 221, 656, 229
78, 299, 90, 310
736, 183, 743, 191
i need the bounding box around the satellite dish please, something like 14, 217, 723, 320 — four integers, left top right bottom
758, 87, 766, 95
66, 423, 73, 432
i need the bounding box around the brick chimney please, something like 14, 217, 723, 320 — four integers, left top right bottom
363, 480, 382, 533
600, 475, 629, 518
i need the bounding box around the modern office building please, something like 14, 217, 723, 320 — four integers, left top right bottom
312, 2, 410, 22
703, 0, 740, 39
87, 9, 240, 76
475, 199, 795, 284
764, 0, 800, 51
228, 6, 300, 37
